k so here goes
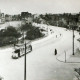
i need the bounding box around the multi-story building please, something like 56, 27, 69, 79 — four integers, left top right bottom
21, 12, 33, 24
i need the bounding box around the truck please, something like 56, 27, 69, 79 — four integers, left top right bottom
12, 42, 32, 59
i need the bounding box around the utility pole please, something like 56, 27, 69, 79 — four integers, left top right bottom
72, 26, 74, 55
24, 43, 26, 80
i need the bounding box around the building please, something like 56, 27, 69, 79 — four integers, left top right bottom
21, 17, 33, 25
77, 14, 80, 31
33, 14, 40, 19
5, 14, 12, 22
0, 11, 5, 24
25, 17, 33, 23
21, 12, 31, 19
12, 14, 21, 21
1, 13, 5, 23
21, 12, 33, 24
0, 10, 2, 23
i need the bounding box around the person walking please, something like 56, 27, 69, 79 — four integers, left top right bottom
56, 35, 57, 38
54, 49, 57, 55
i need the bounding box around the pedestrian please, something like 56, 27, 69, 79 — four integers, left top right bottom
56, 35, 57, 38
18, 49, 20, 57
14, 43, 15, 49
54, 49, 57, 55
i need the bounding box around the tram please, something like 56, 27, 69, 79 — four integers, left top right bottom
12, 43, 32, 59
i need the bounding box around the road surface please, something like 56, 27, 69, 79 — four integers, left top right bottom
0, 24, 80, 80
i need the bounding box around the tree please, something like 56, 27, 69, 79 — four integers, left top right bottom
26, 27, 43, 40
20, 23, 33, 31
0, 26, 21, 46
3, 26, 21, 38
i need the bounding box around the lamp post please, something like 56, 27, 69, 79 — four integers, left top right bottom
72, 17, 78, 55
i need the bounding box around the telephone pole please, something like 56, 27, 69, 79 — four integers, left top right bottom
72, 26, 75, 55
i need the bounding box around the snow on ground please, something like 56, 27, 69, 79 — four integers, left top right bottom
0, 23, 80, 80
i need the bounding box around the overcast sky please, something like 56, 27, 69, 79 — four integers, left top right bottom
0, 0, 80, 15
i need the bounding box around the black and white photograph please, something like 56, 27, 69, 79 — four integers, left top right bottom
0, 0, 80, 80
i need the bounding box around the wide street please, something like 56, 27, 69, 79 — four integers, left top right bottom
0, 23, 80, 80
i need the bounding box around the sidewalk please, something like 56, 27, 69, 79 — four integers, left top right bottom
56, 48, 80, 63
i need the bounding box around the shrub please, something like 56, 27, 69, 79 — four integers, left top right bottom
0, 26, 21, 38
0, 26, 21, 47
20, 23, 33, 31
0, 37, 17, 47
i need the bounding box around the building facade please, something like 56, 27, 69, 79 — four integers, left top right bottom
0, 11, 5, 24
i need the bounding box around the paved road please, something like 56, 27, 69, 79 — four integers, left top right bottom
27, 25, 80, 80
0, 24, 79, 80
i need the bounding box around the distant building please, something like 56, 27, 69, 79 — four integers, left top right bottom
0, 11, 5, 24
5, 14, 12, 22
33, 14, 40, 19
1, 13, 5, 23
12, 14, 21, 21
0, 10, 2, 23
21, 12, 33, 24
21, 12, 31, 19
25, 17, 33, 23
21, 19, 26, 25
77, 14, 80, 30
77, 22, 80, 31
21, 17, 33, 25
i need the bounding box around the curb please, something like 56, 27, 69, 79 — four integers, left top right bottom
56, 53, 80, 63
